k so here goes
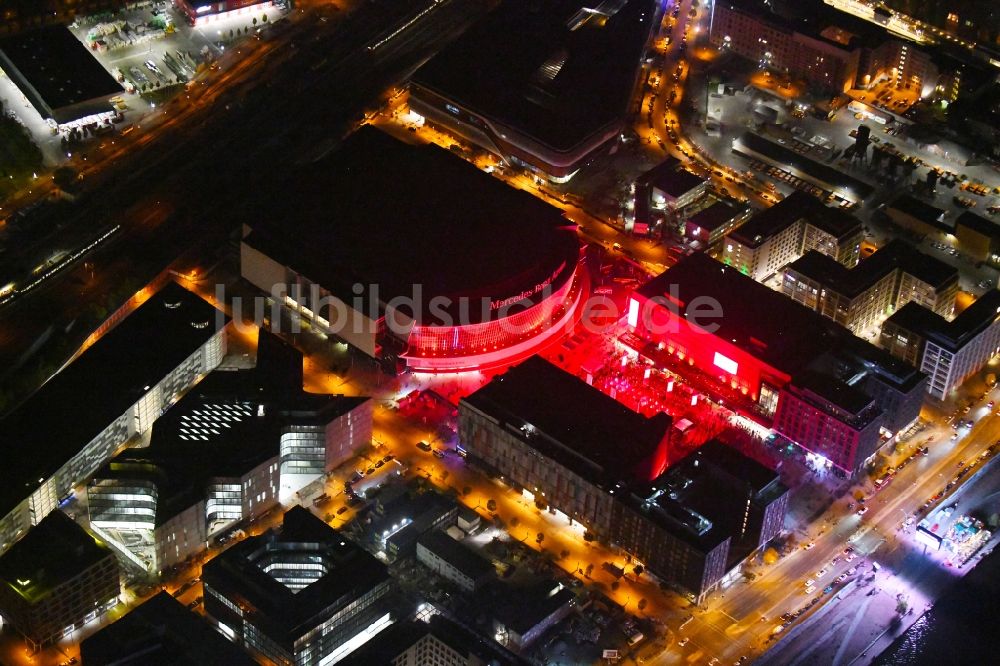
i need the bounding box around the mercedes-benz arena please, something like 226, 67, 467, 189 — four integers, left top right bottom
240, 126, 585, 373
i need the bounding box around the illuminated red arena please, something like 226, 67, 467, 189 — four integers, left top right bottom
240, 126, 584, 373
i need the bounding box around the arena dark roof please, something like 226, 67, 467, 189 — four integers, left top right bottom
411, 0, 656, 154
242, 126, 580, 325
0, 26, 122, 120
461, 356, 672, 486
0, 282, 228, 519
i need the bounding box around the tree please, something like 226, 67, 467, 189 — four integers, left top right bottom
487, 499, 497, 512
509, 516, 519, 528
585, 563, 594, 578
253, 17, 258, 26
462, 485, 471, 496
896, 597, 908, 615
633, 565, 644, 577
53, 166, 77, 191
560, 549, 570, 560
637, 598, 648, 612
229, 29, 234, 39
611, 581, 620, 592
763, 547, 780, 565
536, 532, 545, 546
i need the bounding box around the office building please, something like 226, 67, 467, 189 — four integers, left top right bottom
628, 254, 926, 475
721, 191, 863, 282
339, 615, 531, 666
80, 591, 257, 666
636, 157, 708, 220
0, 282, 228, 555
710, 0, 939, 96
88, 330, 372, 572
783, 239, 958, 333
683, 200, 751, 248
0, 512, 119, 650
880, 291, 1000, 399
490, 581, 577, 650
459, 357, 788, 600
202, 506, 395, 666
0, 27, 123, 126
409, 0, 658, 182
241, 126, 583, 373
416, 530, 494, 593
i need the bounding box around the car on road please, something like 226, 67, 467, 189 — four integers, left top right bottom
416, 441, 432, 452
857, 506, 869, 516
432, 449, 445, 459
375, 460, 385, 468
816, 567, 829, 578
366, 466, 376, 475
678, 637, 690, 647
336, 506, 348, 515
804, 541, 815, 550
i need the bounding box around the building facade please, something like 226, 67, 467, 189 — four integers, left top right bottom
0, 283, 228, 555
0, 512, 120, 650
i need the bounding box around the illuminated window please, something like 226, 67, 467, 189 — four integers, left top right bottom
713, 352, 738, 375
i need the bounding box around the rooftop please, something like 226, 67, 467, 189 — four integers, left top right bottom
686, 200, 744, 233
627, 439, 783, 552
0, 26, 122, 117
0, 512, 113, 605
488, 580, 576, 635
887, 290, 1000, 352
887, 194, 949, 230
461, 356, 672, 486
956, 211, 999, 238
242, 126, 579, 325
411, 0, 656, 155
733, 133, 874, 201
339, 615, 530, 666
637, 253, 838, 377
80, 592, 257, 666
729, 191, 817, 248
788, 239, 957, 297
417, 530, 494, 580
94, 330, 368, 526
640, 157, 706, 199
717, 0, 893, 52
0, 282, 228, 520
790, 370, 878, 419
201, 507, 390, 644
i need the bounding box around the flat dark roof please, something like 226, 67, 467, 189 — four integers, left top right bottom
789, 239, 957, 297
0, 282, 228, 519
888, 291, 1000, 352
638, 253, 839, 376
411, 0, 656, 154
81, 592, 256, 666
488, 580, 576, 635
202, 507, 390, 645
95, 330, 368, 526
791, 369, 876, 417
0, 26, 122, 117
418, 530, 494, 580
887, 194, 948, 229
729, 191, 816, 248
956, 211, 999, 239
243, 126, 579, 324
686, 200, 743, 233
461, 356, 672, 486
641, 158, 706, 198
629, 439, 782, 551
733, 133, 874, 200
0, 512, 113, 605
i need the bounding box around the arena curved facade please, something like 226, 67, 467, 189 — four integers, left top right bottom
240, 126, 585, 373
